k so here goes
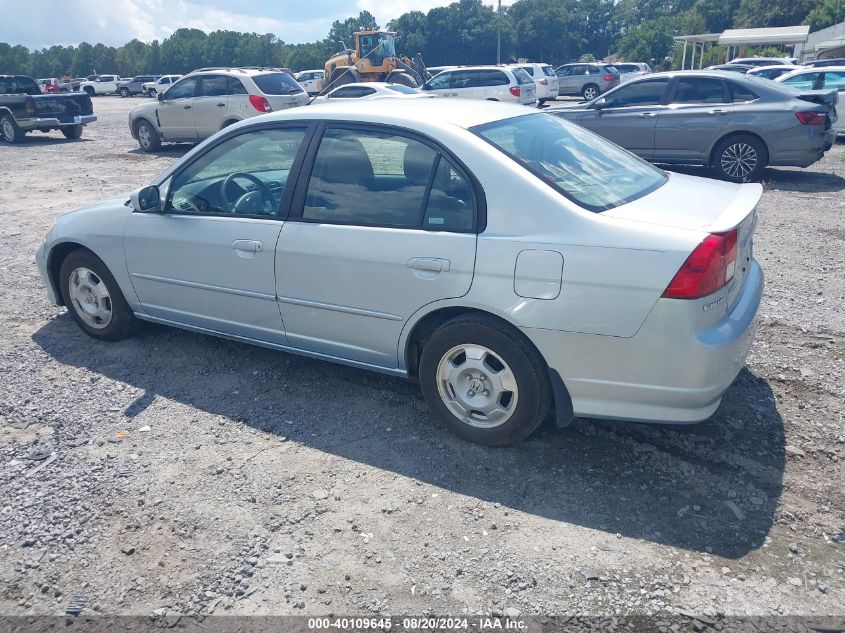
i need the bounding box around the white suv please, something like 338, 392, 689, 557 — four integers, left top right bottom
421, 66, 536, 105
80, 75, 122, 96
142, 75, 182, 97
508, 63, 559, 103
129, 68, 309, 152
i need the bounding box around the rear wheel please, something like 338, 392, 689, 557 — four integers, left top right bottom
146, 88, 157, 98
59, 250, 138, 341
582, 84, 599, 100
136, 120, 161, 152
712, 134, 768, 182
119, 87, 130, 98
418, 315, 552, 446
0, 114, 25, 143
61, 125, 83, 140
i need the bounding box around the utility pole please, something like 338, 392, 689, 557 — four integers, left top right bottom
496, 0, 501, 65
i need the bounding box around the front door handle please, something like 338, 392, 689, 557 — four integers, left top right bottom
232, 239, 263, 253
708, 109, 728, 116
638, 112, 657, 118
407, 257, 450, 273
183, 105, 192, 109
216, 102, 225, 107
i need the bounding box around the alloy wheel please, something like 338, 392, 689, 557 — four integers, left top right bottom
720, 142, 758, 180
435, 344, 519, 428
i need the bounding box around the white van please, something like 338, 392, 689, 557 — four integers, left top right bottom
421, 66, 536, 105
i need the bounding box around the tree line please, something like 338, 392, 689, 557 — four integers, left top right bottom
1, 0, 842, 79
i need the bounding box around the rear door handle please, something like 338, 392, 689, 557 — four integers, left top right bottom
407, 257, 450, 272
232, 239, 263, 253
708, 109, 728, 115
638, 112, 657, 118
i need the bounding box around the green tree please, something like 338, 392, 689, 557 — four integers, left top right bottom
692, 0, 741, 32
804, 0, 845, 31
734, 0, 822, 28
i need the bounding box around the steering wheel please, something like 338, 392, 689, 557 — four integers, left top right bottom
220, 172, 275, 214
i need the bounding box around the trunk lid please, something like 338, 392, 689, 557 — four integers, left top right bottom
605, 172, 761, 311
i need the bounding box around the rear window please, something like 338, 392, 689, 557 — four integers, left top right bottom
614, 64, 637, 73
512, 68, 533, 85
386, 84, 419, 94
0, 76, 40, 95
473, 113, 667, 213
253, 73, 304, 95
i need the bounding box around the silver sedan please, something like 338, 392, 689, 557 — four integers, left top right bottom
37, 100, 764, 446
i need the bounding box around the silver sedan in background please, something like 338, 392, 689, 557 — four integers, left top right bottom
548, 71, 838, 181
37, 101, 763, 446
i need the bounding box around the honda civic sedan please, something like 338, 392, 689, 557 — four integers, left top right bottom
37, 100, 764, 446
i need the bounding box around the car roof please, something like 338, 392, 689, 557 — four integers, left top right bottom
264, 97, 533, 130
779, 65, 845, 78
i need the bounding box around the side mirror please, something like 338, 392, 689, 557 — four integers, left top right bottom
593, 97, 608, 109
130, 185, 161, 213
157, 91, 164, 101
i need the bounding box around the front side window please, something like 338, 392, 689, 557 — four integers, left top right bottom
474, 113, 667, 213
671, 77, 727, 104
426, 72, 450, 90
302, 127, 474, 231
167, 127, 307, 217
823, 71, 845, 89
603, 79, 668, 107
163, 78, 197, 100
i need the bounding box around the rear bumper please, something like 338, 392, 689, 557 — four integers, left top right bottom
19, 115, 96, 131
769, 127, 836, 167
523, 259, 764, 423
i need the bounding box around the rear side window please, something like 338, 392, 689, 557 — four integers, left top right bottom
823, 71, 845, 89
474, 113, 667, 213
518, 66, 535, 76
253, 73, 303, 95
199, 76, 228, 97
729, 81, 759, 102
476, 70, 510, 87
228, 77, 248, 95
671, 77, 727, 104
302, 127, 474, 231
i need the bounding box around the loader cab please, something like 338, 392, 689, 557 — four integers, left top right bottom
356, 30, 396, 71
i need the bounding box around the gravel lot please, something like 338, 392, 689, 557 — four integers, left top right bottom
0, 97, 843, 624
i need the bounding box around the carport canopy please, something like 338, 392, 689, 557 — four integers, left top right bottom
674, 26, 811, 69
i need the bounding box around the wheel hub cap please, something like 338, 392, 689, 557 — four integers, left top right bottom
68, 267, 112, 329
2, 120, 13, 139
436, 344, 518, 429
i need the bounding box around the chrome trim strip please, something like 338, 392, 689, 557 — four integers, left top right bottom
277, 295, 403, 321
130, 272, 277, 302
133, 313, 408, 378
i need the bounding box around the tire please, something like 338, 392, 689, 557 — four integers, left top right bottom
83, 86, 95, 97
147, 89, 157, 98
0, 113, 25, 144
711, 134, 768, 183
326, 67, 360, 91
119, 87, 130, 98
61, 125, 83, 139
135, 119, 161, 152
582, 84, 599, 100
418, 315, 552, 446
385, 70, 418, 87
59, 249, 138, 342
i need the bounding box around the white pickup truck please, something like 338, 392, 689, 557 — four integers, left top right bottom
80, 75, 123, 96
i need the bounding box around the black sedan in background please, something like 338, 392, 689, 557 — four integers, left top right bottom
547, 71, 838, 182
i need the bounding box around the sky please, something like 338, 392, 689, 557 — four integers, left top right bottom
0, 0, 508, 49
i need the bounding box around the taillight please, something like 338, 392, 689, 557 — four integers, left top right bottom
603, 74, 615, 81
795, 111, 826, 125
509, 86, 521, 97
538, 78, 548, 86
25, 97, 35, 115
662, 229, 738, 300
249, 94, 273, 113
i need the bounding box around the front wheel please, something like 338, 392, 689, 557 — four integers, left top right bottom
119, 87, 130, 98
59, 249, 138, 341
147, 89, 157, 98
712, 134, 768, 182
0, 114, 25, 143
136, 120, 161, 152
418, 315, 552, 446
61, 125, 83, 139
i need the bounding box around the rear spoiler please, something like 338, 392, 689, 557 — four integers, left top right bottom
795, 89, 838, 108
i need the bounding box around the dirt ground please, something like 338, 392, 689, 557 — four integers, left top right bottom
0, 97, 843, 626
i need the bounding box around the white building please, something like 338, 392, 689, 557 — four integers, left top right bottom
794, 20, 845, 61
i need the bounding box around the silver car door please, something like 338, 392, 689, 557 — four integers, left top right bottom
653, 76, 734, 163
191, 75, 229, 138
124, 125, 311, 343
580, 78, 669, 158
275, 125, 477, 369
156, 77, 199, 139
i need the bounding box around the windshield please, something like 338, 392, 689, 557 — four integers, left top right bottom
253, 73, 304, 95
473, 113, 668, 213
